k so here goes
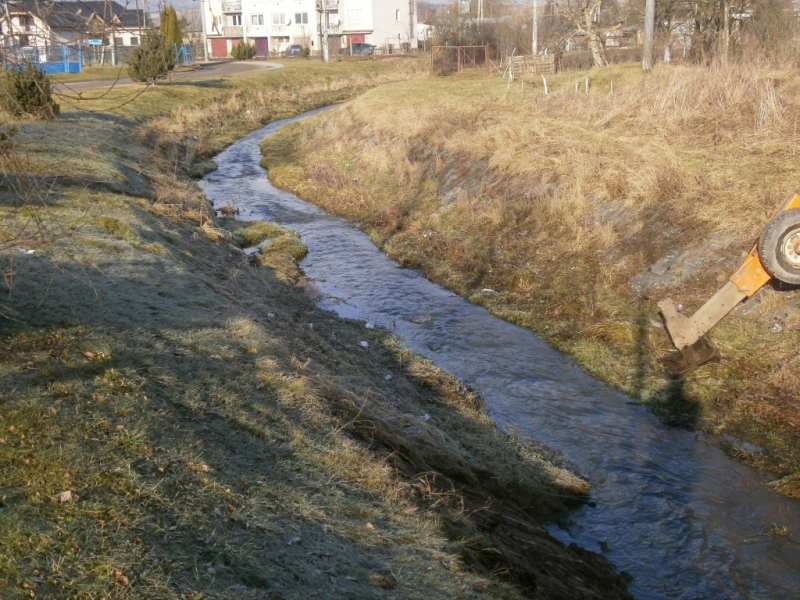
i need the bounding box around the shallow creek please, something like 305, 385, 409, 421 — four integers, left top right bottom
200, 109, 800, 599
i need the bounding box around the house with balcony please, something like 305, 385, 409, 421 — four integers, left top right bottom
204, 0, 318, 58
201, 0, 417, 58
337, 0, 416, 51
0, 0, 147, 51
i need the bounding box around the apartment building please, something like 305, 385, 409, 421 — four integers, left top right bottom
337, 0, 417, 50
202, 0, 416, 58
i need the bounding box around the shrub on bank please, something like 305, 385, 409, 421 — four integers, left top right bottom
231, 42, 256, 60
128, 32, 175, 82
1, 62, 59, 118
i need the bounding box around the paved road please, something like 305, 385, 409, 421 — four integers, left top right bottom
56, 60, 284, 91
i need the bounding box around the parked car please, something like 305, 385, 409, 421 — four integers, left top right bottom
342, 43, 375, 55
285, 44, 303, 57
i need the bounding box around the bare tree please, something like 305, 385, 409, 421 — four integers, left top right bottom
552, 0, 622, 65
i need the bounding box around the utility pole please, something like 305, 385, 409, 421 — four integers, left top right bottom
321, 0, 329, 62
531, 0, 538, 55
409, 0, 417, 48
642, 0, 655, 70
104, 0, 117, 66
199, 0, 209, 62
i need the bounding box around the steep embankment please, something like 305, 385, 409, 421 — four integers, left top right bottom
0, 62, 632, 598
260, 63, 800, 498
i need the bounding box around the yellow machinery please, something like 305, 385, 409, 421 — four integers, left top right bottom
659, 193, 800, 373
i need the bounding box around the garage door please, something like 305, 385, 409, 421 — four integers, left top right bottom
254, 38, 268, 57
211, 38, 228, 58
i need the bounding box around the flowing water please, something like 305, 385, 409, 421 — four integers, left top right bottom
200, 110, 800, 600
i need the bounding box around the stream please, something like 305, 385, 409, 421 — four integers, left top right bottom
199, 109, 800, 600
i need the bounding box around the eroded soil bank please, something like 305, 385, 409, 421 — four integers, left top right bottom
0, 62, 631, 598
260, 63, 800, 498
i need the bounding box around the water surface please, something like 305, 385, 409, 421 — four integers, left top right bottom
200, 110, 800, 600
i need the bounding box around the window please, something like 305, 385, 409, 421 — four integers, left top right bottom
130, 36, 139, 45
272, 12, 285, 25
114, 36, 123, 46
251, 14, 263, 25
231, 13, 242, 26
295, 12, 308, 24
396, 9, 400, 21
347, 9, 361, 24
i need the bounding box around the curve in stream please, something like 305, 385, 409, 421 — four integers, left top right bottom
199, 109, 800, 600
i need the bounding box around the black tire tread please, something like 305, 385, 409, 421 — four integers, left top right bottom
758, 208, 800, 285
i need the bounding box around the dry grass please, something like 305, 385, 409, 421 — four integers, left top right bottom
261, 60, 800, 497
0, 57, 632, 598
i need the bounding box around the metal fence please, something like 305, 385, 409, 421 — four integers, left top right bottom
2, 45, 83, 73
2, 42, 201, 72
430, 45, 491, 77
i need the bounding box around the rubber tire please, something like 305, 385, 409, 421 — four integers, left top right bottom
758, 208, 800, 285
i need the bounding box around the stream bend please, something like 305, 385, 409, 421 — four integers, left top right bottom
200, 109, 800, 600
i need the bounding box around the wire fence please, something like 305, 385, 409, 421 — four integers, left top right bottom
2, 42, 201, 73
430, 45, 492, 77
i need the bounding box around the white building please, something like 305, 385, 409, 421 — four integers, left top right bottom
203, 0, 316, 57
201, 0, 416, 58
338, 0, 416, 50
1, 0, 148, 51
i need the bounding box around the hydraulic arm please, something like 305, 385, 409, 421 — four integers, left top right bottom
658, 192, 800, 372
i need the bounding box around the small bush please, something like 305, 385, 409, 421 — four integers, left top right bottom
231, 42, 256, 60
128, 32, 175, 82
1, 63, 59, 119
300, 46, 311, 59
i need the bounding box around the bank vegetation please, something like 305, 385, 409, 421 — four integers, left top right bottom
260, 60, 800, 499
0, 60, 633, 598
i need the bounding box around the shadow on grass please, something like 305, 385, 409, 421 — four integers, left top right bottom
632, 302, 700, 429
1, 226, 633, 598
171, 78, 230, 89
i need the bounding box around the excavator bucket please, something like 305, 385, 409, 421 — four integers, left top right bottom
658, 242, 772, 373
658, 338, 719, 376
657, 192, 800, 373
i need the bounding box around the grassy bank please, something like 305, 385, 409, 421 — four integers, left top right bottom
0, 60, 633, 597
259, 61, 800, 498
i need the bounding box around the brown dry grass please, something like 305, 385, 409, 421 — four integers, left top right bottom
0, 58, 633, 599
261, 60, 800, 497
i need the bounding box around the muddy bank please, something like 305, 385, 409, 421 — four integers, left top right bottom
258, 67, 800, 497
